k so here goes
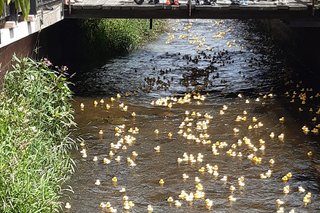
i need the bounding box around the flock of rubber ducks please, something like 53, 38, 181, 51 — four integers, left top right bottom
67, 87, 319, 212
65, 20, 319, 212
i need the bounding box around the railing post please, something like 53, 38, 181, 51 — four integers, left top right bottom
188, 0, 192, 17
8, 2, 18, 22
149, 19, 153, 30
69, 0, 71, 14
30, 0, 38, 15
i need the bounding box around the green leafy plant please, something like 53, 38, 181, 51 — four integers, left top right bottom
0, 0, 30, 19
0, 57, 75, 212
80, 19, 166, 60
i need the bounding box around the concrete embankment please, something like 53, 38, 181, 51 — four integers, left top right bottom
254, 19, 320, 72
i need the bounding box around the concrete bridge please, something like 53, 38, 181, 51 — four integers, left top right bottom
66, 0, 320, 19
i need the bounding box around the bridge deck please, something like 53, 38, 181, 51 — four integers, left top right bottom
66, 0, 317, 19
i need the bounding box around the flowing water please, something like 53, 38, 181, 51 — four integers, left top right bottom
63, 20, 320, 213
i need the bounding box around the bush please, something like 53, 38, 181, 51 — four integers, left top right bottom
0, 57, 75, 212
80, 19, 166, 59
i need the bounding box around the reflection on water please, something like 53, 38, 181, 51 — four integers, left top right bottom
64, 20, 320, 213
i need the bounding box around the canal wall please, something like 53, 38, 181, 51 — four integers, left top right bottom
254, 19, 320, 74
0, 33, 38, 84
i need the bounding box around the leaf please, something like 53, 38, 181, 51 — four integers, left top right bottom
0, 0, 4, 17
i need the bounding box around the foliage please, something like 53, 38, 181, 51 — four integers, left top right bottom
80, 19, 166, 59
0, 57, 75, 212
0, 0, 30, 19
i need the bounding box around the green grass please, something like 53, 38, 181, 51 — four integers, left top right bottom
80, 19, 166, 60
0, 57, 75, 213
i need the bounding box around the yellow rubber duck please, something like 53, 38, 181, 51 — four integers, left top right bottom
159, 179, 165, 186
283, 185, 290, 194
167, 197, 174, 203
147, 205, 153, 212
112, 177, 117, 183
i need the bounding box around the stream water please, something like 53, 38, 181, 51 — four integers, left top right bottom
63, 19, 320, 213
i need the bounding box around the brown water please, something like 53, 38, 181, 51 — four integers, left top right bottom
63, 20, 320, 213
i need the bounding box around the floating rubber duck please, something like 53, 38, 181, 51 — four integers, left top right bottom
174, 200, 182, 207
311, 128, 319, 134
269, 159, 275, 165
205, 198, 213, 209
95, 179, 101, 186
278, 133, 284, 141
276, 199, 284, 206
112, 177, 118, 183
103, 158, 111, 164
154, 146, 160, 152
147, 205, 153, 212
270, 132, 275, 138
298, 186, 305, 193
65, 202, 71, 209
167, 197, 174, 203
100, 202, 106, 208
159, 179, 165, 186
132, 151, 138, 157
228, 195, 237, 202
195, 176, 201, 183
115, 156, 121, 163
220, 176, 228, 182
182, 173, 189, 180
230, 185, 236, 192
283, 185, 290, 194
302, 125, 309, 134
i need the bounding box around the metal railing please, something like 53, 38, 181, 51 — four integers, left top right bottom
0, 1, 10, 22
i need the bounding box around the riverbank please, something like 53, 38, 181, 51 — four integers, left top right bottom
0, 57, 75, 212
38, 19, 166, 74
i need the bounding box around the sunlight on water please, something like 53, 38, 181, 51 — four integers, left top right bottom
64, 20, 320, 213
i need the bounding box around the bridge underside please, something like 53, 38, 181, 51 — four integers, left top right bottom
65, 1, 318, 19
66, 7, 315, 19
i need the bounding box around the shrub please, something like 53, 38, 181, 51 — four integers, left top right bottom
0, 57, 75, 213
